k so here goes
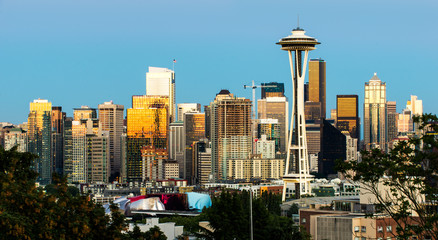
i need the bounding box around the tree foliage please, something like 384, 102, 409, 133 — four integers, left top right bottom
0, 146, 127, 240
337, 114, 438, 240
200, 191, 309, 240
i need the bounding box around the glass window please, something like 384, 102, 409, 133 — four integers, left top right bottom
301, 218, 306, 223
354, 226, 360, 232
377, 226, 383, 232
386, 226, 392, 232
361, 226, 366, 232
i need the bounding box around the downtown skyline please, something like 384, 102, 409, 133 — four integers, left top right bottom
1, 0, 437, 124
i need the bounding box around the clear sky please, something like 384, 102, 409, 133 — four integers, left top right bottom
1, 0, 437, 125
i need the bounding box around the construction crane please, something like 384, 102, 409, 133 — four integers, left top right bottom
243, 80, 276, 120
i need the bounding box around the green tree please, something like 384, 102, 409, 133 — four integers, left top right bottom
0, 146, 127, 240
144, 226, 167, 240
286, 203, 299, 217
337, 114, 438, 240
200, 191, 310, 240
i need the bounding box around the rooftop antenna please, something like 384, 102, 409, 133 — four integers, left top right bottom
297, 14, 300, 28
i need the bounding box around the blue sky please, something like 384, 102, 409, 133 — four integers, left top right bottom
1, 0, 437, 125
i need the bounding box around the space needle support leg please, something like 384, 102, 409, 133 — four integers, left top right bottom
282, 50, 295, 202
301, 50, 309, 194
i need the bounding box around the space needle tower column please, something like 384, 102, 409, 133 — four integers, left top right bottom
277, 27, 320, 201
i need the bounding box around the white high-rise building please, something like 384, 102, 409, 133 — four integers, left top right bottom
146, 67, 176, 122
406, 95, 423, 116
177, 103, 201, 121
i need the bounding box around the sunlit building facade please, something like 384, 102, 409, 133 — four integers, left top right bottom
51, 106, 65, 175
210, 90, 252, 180
28, 99, 52, 184
336, 95, 360, 140
257, 119, 281, 153
209, 90, 251, 181
257, 94, 288, 157
127, 95, 169, 182
71, 120, 87, 183
183, 112, 205, 184
73, 106, 96, 121
4, 128, 27, 152
364, 73, 387, 151
177, 103, 201, 122
146, 67, 175, 123
141, 145, 168, 181
98, 101, 124, 180
308, 59, 326, 119
87, 131, 110, 183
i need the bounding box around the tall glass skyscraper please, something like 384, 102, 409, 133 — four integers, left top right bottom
183, 112, 205, 184
146, 67, 175, 123
336, 95, 360, 141
28, 99, 52, 184
364, 73, 387, 151
127, 95, 169, 182
308, 59, 326, 119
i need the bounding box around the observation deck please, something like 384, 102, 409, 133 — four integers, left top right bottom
276, 27, 320, 51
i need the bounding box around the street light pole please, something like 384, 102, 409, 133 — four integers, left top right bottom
250, 188, 253, 240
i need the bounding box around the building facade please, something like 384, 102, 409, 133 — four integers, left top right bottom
28, 99, 52, 184
146, 67, 175, 123
177, 103, 201, 122
308, 58, 326, 119
364, 73, 387, 151
98, 101, 124, 180
209, 90, 251, 181
257, 95, 288, 157
127, 95, 169, 182
336, 95, 360, 140
183, 112, 205, 184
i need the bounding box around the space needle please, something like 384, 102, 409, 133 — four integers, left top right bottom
277, 26, 320, 201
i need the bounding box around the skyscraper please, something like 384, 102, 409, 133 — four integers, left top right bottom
387, 101, 398, 149
319, 119, 346, 177
193, 139, 212, 185
98, 101, 124, 180
71, 120, 87, 183
261, 82, 285, 99
406, 95, 423, 116
51, 106, 65, 175
28, 99, 52, 184
364, 73, 387, 151
87, 131, 110, 183
63, 117, 73, 181
308, 58, 326, 119
277, 27, 320, 200
177, 103, 201, 122
126, 95, 169, 182
169, 121, 184, 177
183, 112, 205, 184
336, 95, 360, 140
146, 67, 175, 123
73, 106, 96, 121
406, 95, 423, 132
209, 90, 251, 181
257, 92, 288, 157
